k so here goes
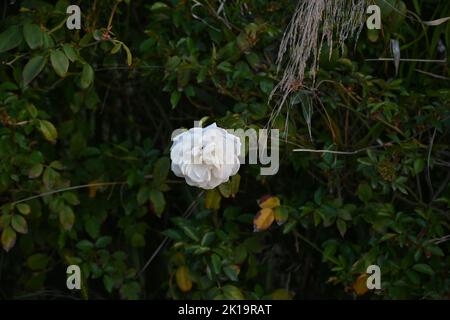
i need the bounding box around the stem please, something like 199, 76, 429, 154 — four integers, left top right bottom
11, 175, 154, 205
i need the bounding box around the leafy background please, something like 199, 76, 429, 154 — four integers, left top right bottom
0, 0, 449, 299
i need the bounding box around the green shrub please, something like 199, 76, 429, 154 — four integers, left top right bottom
0, 0, 449, 299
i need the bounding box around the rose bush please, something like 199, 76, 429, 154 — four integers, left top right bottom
0, 0, 449, 300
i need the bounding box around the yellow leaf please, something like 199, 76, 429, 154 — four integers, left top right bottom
88, 182, 98, 198
253, 208, 274, 232
176, 266, 192, 293
271, 288, 293, 300
353, 273, 369, 296
205, 189, 221, 209
257, 195, 280, 209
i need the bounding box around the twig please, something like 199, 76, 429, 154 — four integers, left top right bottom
11, 175, 154, 206
137, 190, 205, 278
415, 69, 450, 80
365, 58, 446, 63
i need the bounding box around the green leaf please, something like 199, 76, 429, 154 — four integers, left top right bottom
23, 23, 43, 49
282, 220, 297, 234
122, 43, 133, 66
26, 103, 38, 118
217, 181, 233, 196
96, 236, 112, 248
259, 78, 273, 94
50, 49, 69, 77
43, 167, 59, 189
62, 192, 80, 205
173, 218, 199, 242
414, 159, 425, 175
1, 227, 16, 252
16, 203, 31, 215
0, 215, 11, 228
425, 246, 445, 257
137, 186, 150, 205
120, 282, 140, 300
131, 234, 145, 247
11, 215, 28, 234
103, 275, 114, 293
38, 120, 58, 143
152, 157, 170, 187
62, 44, 78, 62
76, 240, 94, 251
0, 25, 23, 53
205, 188, 221, 209
23, 55, 47, 86
80, 64, 94, 89
211, 254, 222, 274
201, 232, 215, 247
412, 263, 435, 276
170, 91, 181, 109
26, 253, 49, 270
274, 206, 289, 225
28, 163, 44, 178
85, 216, 100, 238
223, 265, 239, 281
357, 183, 373, 203
150, 190, 165, 217
336, 219, 347, 237
59, 205, 75, 231
222, 285, 244, 300
111, 42, 122, 54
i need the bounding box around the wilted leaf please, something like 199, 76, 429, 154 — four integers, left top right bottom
257, 195, 280, 209
88, 182, 98, 198
353, 273, 369, 296
176, 266, 192, 293
253, 208, 275, 232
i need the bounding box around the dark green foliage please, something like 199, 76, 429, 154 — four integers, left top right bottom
0, 0, 449, 299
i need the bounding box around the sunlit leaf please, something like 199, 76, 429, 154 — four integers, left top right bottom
253, 208, 275, 232
257, 195, 280, 209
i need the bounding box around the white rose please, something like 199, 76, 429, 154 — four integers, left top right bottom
170, 123, 241, 189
